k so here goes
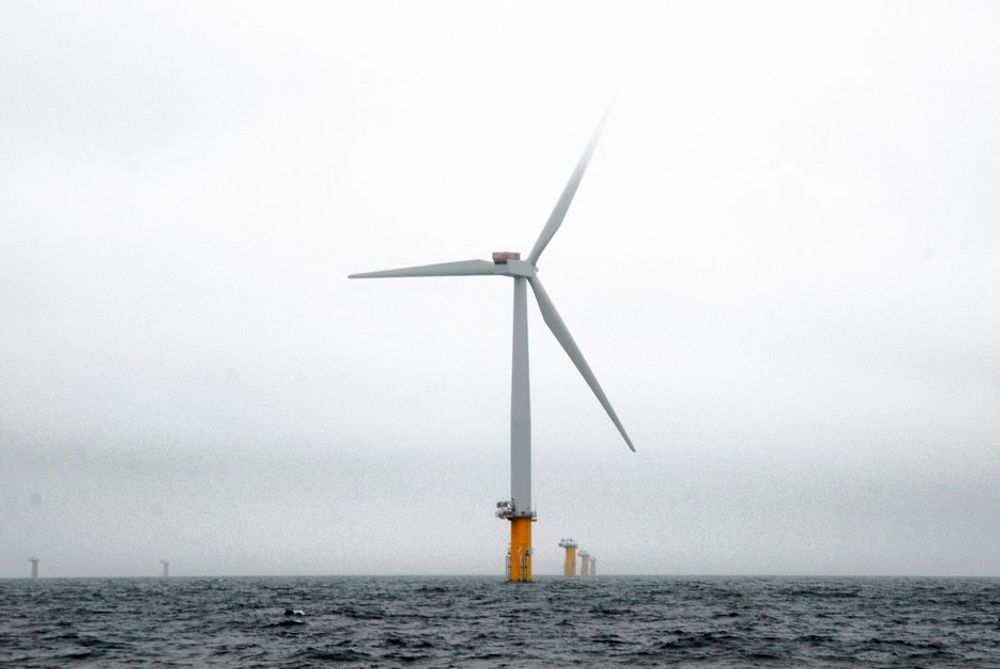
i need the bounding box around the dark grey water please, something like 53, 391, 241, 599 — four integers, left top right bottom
2, 576, 999, 667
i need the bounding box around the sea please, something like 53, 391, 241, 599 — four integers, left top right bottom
2, 576, 999, 667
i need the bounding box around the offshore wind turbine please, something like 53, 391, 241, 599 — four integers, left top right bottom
350, 107, 634, 582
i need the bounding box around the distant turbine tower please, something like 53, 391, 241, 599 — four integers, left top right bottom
161, 560, 169, 579
350, 106, 635, 582
579, 550, 591, 576
29, 556, 39, 579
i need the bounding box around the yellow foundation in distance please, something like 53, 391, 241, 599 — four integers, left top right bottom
563, 546, 577, 577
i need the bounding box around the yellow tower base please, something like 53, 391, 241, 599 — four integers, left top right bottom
508, 517, 533, 582
563, 546, 577, 577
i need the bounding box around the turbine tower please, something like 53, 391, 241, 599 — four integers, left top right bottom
579, 550, 591, 576
29, 557, 39, 579
559, 539, 578, 577
161, 560, 169, 579
350, 107, 635, 582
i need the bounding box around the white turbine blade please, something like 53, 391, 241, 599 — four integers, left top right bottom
349, 259, 496, 279
528, 277, 635, 452
527, 103, 613, 266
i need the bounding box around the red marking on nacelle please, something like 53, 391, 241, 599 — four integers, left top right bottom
492, 252, 521, 263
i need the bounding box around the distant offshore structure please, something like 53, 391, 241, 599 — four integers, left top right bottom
351, 105, 636, 582
29, 556, 39, 579
161, 560, 169, 579
559, 539, 578, 577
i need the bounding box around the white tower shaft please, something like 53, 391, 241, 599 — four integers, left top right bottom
511, 277, 531, 514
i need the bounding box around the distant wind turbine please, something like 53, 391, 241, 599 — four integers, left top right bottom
350, 105, 635, 582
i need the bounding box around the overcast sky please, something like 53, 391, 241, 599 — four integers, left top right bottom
2, 1, 999, 578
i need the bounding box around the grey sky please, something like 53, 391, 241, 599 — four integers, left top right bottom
2, 1, 999, 577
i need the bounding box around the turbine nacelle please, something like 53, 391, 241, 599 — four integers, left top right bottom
492, 251, 535, 277
494, 258, 535, 278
